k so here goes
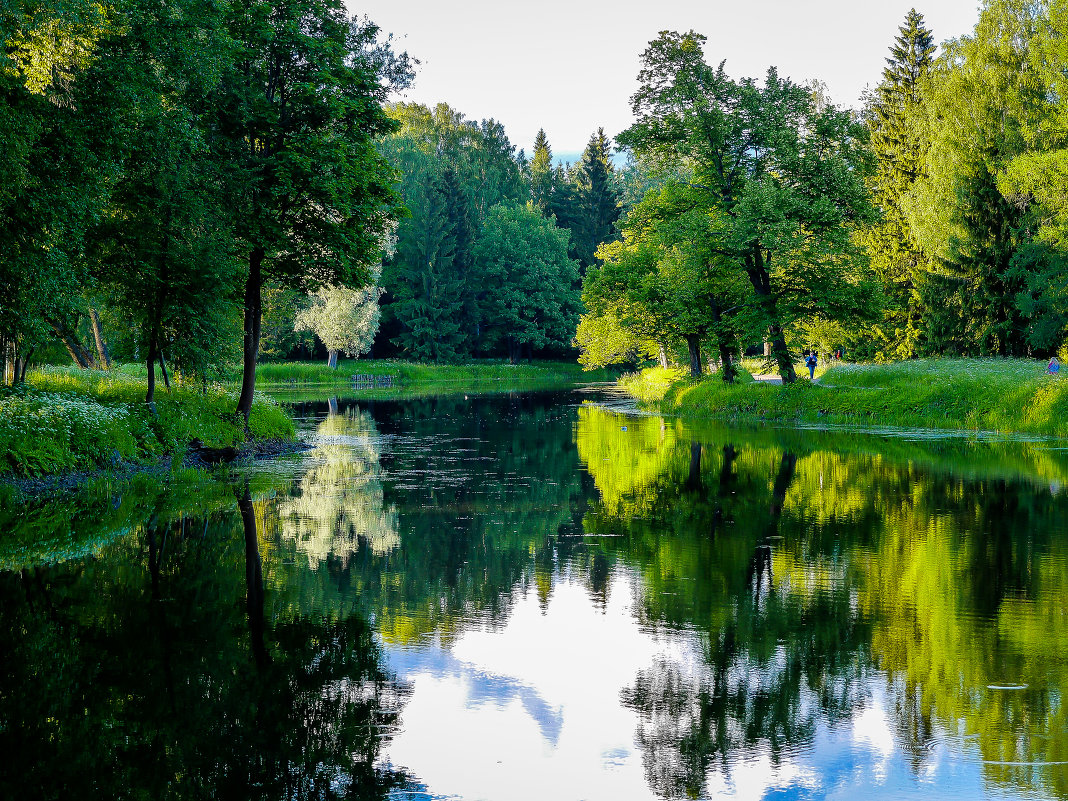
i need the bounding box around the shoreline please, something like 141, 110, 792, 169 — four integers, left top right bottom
621, 360, 1068, 440
1, 437, 311, 500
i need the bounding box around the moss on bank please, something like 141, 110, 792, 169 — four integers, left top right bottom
1, 367, 294, 476
625, 358, 1068, 437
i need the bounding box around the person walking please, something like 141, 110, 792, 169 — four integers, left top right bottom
806, 351, 818, 380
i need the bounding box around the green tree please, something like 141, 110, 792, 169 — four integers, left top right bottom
904, 0, 1048, 355
570, 128, 622, 271
585, 181, 747, 379
530, 128, 555, 212
89, 0, 241, 399
862, 8, 937, 359
619, 31, 879, 382
473, 203, 581, 362
220, 0, 410, 421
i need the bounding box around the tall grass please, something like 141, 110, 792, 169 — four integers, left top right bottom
0, 367, 294, 475
626, 358, 1068, 437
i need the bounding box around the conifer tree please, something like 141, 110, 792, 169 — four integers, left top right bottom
571, 128, 621, 272
530, 128, 555, 212
864, 9, 936, 359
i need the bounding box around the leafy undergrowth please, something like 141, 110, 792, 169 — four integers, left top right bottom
0, 367, 294, 476
628, 358, 1068, 437
254, 358, 618, 387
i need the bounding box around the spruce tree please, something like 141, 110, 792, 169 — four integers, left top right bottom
530, 128, 554, 213
864, 8, 936, 359
571, 128, 622, 272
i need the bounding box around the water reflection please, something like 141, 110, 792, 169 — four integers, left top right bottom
0, 471, 410, 800
4, 391, 1068, 800
278, 406, 399, 565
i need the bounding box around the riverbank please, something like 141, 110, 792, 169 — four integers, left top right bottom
252, 358, 617, 390
0, 367, 295, 476
623, 359, 1068, 437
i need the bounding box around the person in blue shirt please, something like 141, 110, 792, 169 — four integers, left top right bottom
1047, 356, 1060, 375
805, 351, 818, 380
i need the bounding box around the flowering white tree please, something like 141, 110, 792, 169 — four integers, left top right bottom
295, 267, 383, 368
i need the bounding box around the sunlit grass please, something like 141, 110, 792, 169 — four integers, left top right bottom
625, 358, 1068, 437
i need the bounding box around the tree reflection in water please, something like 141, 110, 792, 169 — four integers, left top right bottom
278, 404, 399, 565
576, 404, 1068, 800
0, 474, 410, 801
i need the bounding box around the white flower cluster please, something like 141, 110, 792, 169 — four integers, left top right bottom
1, 392, 130, 442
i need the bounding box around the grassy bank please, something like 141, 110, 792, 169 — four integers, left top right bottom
1, 367, 294, 476
624, 359, 1068, 437
252, 358, 618, 391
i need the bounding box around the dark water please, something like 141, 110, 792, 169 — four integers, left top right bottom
3, 388, 1068, 801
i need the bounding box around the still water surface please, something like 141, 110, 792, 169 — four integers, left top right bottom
3, 388, 1068, 800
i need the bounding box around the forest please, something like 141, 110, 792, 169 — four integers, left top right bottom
2, 0, 1068, 400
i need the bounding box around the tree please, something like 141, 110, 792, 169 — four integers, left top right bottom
219, 0, 411, 422
530, 128, 555, 212
903, 0, 1048, 355
89, 0, 241, 400
377, 103, 527, 360
585, 181, 748, 380
570, 128, 622, 271
0, 0, 115, 381
295, 268, 383, 368
862, 8, 937, 359
473, 203, 581, 362
618, 31, 879, 382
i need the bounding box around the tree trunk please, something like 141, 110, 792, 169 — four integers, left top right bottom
685, 334, 702, 378
236, 248, 265, 424
158, 351, 171, 390
3, 341, 14, 386
16, 346, 33, 384
327, 349, 338, 369
658, 343, 669, 369
745, 249, 796, 383
89, 308, 111, 370
238, 479, 270, 669
51, 323, 95, 369
768, 326, 796, 383
146, 332, 158, 404
709, 301, 736, 384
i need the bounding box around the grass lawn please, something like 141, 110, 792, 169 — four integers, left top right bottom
622, 358, 1068, 437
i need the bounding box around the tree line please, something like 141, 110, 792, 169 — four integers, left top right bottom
6, 0, 1066, 393
1, 0, 415, 418
580, 0, 1068, 382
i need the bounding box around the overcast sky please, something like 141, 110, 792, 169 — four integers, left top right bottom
350, 0, 981, 157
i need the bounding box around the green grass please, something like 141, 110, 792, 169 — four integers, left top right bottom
624, 358, 1068, 437
0, 367, 294, 476
253, 358, 618, 389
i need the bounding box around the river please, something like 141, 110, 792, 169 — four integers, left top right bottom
2, 387, 1067, 800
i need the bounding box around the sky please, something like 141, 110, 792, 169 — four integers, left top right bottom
349, 0, 982, 159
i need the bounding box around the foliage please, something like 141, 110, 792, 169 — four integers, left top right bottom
295, 269, 383, 365
859, 9, 937, 360
473, 203, 582, 362
617, 30, 879, 381
0, 367, 294, 475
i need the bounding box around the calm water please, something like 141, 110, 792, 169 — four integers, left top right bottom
3, 388, 1068, 801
